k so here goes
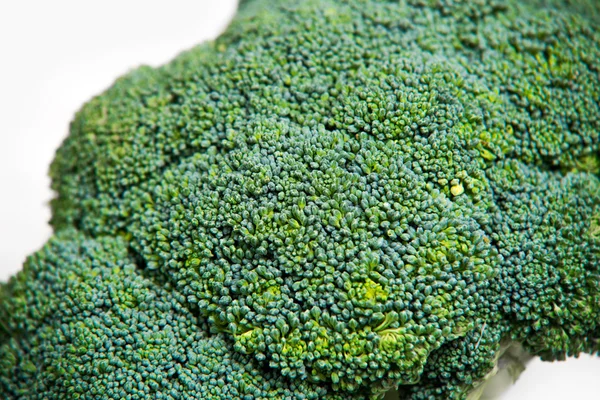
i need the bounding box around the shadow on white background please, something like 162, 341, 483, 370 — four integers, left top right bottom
0, 1, 598, 399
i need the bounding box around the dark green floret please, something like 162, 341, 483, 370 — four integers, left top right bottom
0, 231, 349, 400
2, 0, 599, 399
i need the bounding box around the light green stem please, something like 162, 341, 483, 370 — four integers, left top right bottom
381, 342, 532, 400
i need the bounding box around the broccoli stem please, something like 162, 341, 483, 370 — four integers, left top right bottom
383, 342, 532, 400
384, 388, 400, 400
467, 342, 533, 400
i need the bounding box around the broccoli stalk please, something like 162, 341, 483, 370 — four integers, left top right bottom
466, 343, 533, 400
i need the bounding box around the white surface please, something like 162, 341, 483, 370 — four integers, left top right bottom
503, 356, 600, 399
0, 1, 598, 399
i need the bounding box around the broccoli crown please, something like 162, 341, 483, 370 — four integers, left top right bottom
2, 0, 600, 399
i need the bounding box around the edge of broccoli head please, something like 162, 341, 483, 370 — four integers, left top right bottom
466, 342, 532, 400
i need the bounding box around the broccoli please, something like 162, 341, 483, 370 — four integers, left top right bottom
0, 230, 350, 399
1, 0, 599, 399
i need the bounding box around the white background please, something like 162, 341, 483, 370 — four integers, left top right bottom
0, 1, 598, 399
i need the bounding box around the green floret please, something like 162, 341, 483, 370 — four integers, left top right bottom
127, 123, 496, 394
2, 0, 600, 399
0, 231, 351, 400
487, 160, 600, 358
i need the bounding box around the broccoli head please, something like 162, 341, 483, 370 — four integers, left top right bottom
2, 0, 599, 399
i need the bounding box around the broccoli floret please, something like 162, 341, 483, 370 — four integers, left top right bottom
127, 123, 497, 394
487, 160, 600, 358
2, 0, 599, 399
0, 231, 350, 399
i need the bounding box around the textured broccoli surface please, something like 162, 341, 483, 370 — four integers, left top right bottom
2, 0, 599, 399
0, 231, 348, 400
